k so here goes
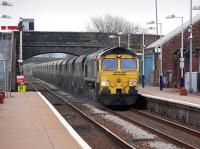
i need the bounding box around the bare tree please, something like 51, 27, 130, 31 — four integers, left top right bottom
86, 14, 143, 33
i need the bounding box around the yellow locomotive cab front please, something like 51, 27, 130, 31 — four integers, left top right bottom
97, 53, 139, 105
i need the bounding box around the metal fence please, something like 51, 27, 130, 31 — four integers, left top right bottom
0, 32, 12, 96
0, 58, 5, 90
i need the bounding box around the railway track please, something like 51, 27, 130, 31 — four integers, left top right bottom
29, 80, 200, 149
132, 109, 200, 138
106, 108, 200, 149
31, 82, 135, 149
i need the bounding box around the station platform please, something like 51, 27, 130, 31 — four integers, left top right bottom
0, 92, 90, 149
139, 86, 200, 108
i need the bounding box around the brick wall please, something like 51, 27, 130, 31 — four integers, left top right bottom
154, 21, 200, 88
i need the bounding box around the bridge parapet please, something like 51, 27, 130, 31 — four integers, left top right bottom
11, 31, 159, 91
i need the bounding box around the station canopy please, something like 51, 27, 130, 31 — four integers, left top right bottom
146, 12, 200, 50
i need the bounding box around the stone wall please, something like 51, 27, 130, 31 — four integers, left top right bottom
13, 31, 159, 60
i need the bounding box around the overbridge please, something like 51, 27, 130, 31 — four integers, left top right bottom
9, 31, 159, 91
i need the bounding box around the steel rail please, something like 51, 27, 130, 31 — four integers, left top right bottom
106, 108, 198, 149
31, 82, 135, 149
132, 109, 200, 138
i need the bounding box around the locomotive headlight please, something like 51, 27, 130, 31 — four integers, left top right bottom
101, 80, 109, 86
129, 80, 137, 86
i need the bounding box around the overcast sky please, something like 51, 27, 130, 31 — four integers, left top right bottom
1, 0, 200, 34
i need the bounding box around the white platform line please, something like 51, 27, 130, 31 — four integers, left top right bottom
140, 93, 200, 109
37, 92, 91, 149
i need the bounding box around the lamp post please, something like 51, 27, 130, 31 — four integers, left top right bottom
142, 30, 145, 88
147, 20, 163, 90
155, 0, 158, 35
0, 1, 13, 6
109, 35, 120, 46
0, 14, 11, 19
188, 0, 193, 92
148, 26, 157, 74
141, 25, 156, 88
0, 1, 13, 45
186, 4, 200, 92
118, 36, 121, 46
141, 27, 148, 88
166, 14, 184, 89
118, 32, 122, 47
187, 0, 200, 92
128, 33, 130, 49
16, 17, 24, 75
158, 22, 163, 91
188, 0, 200, 92
0, 14, 12, 41
193, 5, 200, 10
109, 32, 123, 47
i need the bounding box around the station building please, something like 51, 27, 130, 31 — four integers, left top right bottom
147, 13, 200, 92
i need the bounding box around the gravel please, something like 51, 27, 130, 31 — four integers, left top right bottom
32, 80, 184, 149
83, 104, 180, 149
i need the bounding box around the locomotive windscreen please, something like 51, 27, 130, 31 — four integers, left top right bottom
121, 59, 137, 70
102, 58, 117, 70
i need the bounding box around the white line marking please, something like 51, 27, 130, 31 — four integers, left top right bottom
140, 93, 200, 109
37, 92, 91, 149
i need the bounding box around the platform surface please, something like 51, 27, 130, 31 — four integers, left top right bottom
0, 92, 88, 149
139, 86, 200, 108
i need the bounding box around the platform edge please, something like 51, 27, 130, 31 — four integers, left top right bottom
37, 92, 91, 149
140, 93, 200, 109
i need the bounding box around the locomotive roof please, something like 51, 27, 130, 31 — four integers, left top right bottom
85, 47, 137, 62
100, 47, 137, 57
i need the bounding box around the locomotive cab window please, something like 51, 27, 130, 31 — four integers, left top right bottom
102, 58, 117, 70
121, 58, 136, 70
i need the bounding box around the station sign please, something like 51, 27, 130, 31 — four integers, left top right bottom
180, 61, 184, 68
16, 75, 24, 84
180, 57, 184, 62
180, 58, 184, 68
17, 59, 23, 63
1, 26, 18, 30
154, 47, 161, 56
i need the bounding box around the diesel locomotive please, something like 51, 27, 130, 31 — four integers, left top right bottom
32, 47, 140, 106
